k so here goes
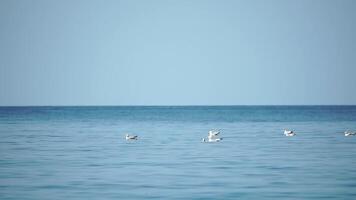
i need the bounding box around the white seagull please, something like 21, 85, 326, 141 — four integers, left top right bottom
125, 134, 138, 140
284, 129, 296, 137
344, 130, 356, 137
208, 130, 220, 138
202, 130, 223, 142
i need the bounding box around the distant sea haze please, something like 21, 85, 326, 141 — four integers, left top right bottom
1, 106, 356, 199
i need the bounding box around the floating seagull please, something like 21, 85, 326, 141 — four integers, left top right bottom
284, 129, 296, 137
344, 130, 356, 137
202, 130, 223, 142
125, 134, 138, 140
208, 130, 220, 138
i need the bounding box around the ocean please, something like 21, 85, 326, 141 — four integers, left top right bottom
0, 106, 356, 199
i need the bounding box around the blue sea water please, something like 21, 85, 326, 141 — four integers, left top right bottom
0, 106, 356, 200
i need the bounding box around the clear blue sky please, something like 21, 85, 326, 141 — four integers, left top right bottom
1, 0, 356, 105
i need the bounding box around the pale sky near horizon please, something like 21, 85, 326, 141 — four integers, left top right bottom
1, 0, 356, 106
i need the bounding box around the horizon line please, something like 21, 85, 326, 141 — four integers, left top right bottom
1, 104, 356, 107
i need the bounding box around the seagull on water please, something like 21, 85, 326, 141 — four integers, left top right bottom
208, 130, 220, 138
284, 129, 296, 137
202, 130, 223, 142
125, 134, 138, 140
344, 130, 356, 137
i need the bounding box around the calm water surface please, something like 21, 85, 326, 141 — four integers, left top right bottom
1, 106, 356, 199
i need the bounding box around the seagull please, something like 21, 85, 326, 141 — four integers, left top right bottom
284, 129, 296, 137
202, 130, 222, 142
344, 130, 356, 137
208, 130, 220, 138
125, 134, 138, 140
